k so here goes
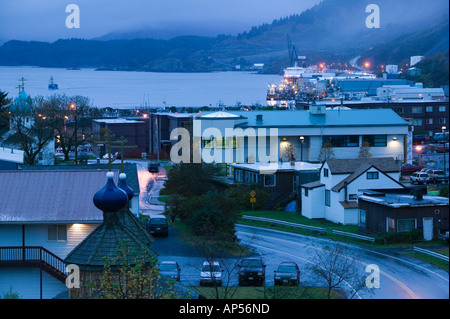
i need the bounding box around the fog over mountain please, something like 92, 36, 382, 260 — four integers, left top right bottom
0, 0, 447, 76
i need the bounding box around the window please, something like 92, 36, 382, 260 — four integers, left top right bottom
426, 118, 433, 125
439, 118, 447, 124
362, 135, 387, 147
203, 136, 214, 149
215, 137, 228, 149
264, 174, 276, 187
322, 135, 359, 147
393, 106, 404, 114
48, 225, 67, 241
411, 106, 422, 113
243, 171, 258, 185
397, 219, 416, 232
426, 106, 433, 112
325, 189, 331, 207
359, 209, 366, 227
324, 168, 329, 177
413, 119, 423, 126
367, 172, 379, 179
439, 106, 446, 112
235, 169, 243, 183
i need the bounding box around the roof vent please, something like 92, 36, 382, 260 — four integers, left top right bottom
309, 103, 326, 115
256, 114, 263, 122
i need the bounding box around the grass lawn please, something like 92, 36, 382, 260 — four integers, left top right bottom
238, 210, 449, 250
195, 286, 345, 299
402, 250, 449, 272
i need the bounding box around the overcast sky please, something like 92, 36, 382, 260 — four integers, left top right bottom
0, 0, 322, 42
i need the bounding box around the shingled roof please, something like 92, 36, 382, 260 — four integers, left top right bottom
325, 157, 400, 174
64, 208, 156, 269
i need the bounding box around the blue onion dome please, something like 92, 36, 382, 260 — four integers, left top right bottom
9, 89, 32, 114
118, 172, 134, 201
93, 171, 128, 213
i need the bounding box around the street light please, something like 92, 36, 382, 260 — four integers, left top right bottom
70, 103, 78, 164
442, 126, 447, 177
299, 136, 305, 162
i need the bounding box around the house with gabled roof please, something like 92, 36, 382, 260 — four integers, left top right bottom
0, 168, 139, 298
300, 157, 406, 225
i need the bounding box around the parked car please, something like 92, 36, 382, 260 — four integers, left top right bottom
159, 261, 181, 281
413, 134, 429, 144
200, 261, 223, 286
146, 215, 169, 236
238, 257, 266, 286
433, 132, 449, 142
428, 170, 448, 184
148, 162, 160, 173
401, 163, 424, 174
274, 262, 300, 286
410, 172, 431, 185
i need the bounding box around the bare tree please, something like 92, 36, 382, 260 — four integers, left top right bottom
306, 242, 373, 299
359, 141, 373, 159
318, 141, 335, 163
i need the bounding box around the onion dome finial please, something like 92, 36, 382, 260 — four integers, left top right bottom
93, 171, 128, 213
118, 172, 134, 201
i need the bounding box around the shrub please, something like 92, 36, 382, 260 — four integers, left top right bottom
439, 186, 449, 198
226, 184, 269, 211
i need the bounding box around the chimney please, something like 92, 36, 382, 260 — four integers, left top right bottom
413, 187, 425, 200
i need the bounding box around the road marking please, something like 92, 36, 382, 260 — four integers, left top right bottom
237, 224, 449, 283
238, 229, 418, 299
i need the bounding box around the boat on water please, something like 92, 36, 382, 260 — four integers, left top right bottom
48, 76, 58, 90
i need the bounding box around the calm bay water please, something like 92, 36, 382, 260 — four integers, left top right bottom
0, 66, 281, 108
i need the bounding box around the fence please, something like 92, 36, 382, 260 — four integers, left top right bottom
331, 230, 376, 242
241, 215, 327, 234
413, 246, 449, 262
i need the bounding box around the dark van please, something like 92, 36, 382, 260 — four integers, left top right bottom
146, 215, 168, 236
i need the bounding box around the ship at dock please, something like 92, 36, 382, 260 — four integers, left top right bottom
266, 37, 375, 109
48, 76, 58, 90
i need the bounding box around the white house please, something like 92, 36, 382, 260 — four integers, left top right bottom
0, 169, 132, 299
191, 107, 410, 168
300, 158, 406, 225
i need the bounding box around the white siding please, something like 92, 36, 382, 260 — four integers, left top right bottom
301, 186, 325, 219
0, 267, 67, 299
0, 225, 23, 246
0, 223, 99, 259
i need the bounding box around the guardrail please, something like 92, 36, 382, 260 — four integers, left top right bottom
241, 215, 327, 234
413, 246, 449, 262
331, 230, 376, 242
